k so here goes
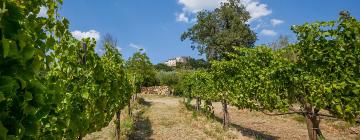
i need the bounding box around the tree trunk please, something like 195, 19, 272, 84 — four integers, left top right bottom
304, 105, 324, 140
222, 99, 230, 129
115, 110, 121, 140
205, 100, 214, 116
128, 101, 132, 117
196, 97, 201, 111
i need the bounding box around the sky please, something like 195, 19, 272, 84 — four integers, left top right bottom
57, 0, 360, 64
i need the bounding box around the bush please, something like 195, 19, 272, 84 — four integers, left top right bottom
156, 71, 178, 86
154, 70, 193, 96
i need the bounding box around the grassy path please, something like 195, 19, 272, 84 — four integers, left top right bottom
85, 95, 359, 140
130, 95, 246, 140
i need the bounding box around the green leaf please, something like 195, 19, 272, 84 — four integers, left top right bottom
23, 47, 35, 61
16, 77, 27, 90
2, 38, 10, 58
24, 91, 33, 101
0, 92, 5, 102
0, 121, 8, 140
82, 91, 89, 99
32, 59, 41, 74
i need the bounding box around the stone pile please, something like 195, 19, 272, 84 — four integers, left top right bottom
141, 86, 171, 95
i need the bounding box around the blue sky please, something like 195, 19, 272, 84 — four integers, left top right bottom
58, 0, 360, 64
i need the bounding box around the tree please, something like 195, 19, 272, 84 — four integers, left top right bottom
176, 58, 210, 70
126, 50, 157, 92
188, 58, 210, 70
102, 33, 119, 52
154, 63, 174, 71
269, 35, 290, 50
181, 0, 256, 61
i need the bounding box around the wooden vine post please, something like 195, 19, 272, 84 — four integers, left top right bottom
115, 110, 121, 140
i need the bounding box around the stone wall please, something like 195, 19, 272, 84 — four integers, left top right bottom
141, 86, 171, 95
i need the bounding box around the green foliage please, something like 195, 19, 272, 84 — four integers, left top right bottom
0, 1, 132, 139
153, 69, 192, 96
156, 71, 179, 87
154, 63, 174, 72
44, 32, 132, 139
167, 70, 192, 96
181, 70, 217, 101
0, 0, 66, 139
212, 46, 292, 111
269, 35, 291, 50
180, 13, 360, 126
126, 51, 157, 92
290, 14, 360, 122
176, 58, 210, 70
181, 0, 256, 61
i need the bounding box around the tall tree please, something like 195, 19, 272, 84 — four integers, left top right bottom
176, 58, 210, 70
154, 63, 174, 72
181, 0, 257, 61
269, 35, 290, 50
126, 50, 157, 92
102, 33, 119, 51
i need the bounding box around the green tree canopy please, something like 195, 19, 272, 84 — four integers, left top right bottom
176, 58, 210, 70
126, 51, 157, 91
181, 0, 257, 61
154, 63, 174, 71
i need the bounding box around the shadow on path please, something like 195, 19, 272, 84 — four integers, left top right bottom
184, 102, 279, 140
213, 116, 280, 140
129, 99, 153, 140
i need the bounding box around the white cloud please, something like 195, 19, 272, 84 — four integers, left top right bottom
71, 30, 100, 41
260, 29, 277, 36
270, 19, 284, 26
176, 12, 189, 23
242, 0, 272, 22
38, 6, 48, 17
129, 43, 145, 52
177, 0, 271, 22
178, 0, 225, 13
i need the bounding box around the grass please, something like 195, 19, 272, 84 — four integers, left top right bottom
158, 118, 176, 127
120, 117, 134, 137
326, 119, 353, 131
179, 100, 240, 140
119, 97, 149, 139
291, 115, 306, 123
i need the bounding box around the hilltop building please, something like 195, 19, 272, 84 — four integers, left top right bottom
164, 56, 190, 67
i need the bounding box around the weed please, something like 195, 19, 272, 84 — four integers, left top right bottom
292, 115, 306, 123
121, 114, 134, 136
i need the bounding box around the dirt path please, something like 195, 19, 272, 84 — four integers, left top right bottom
130, 95, 247, 140
138, 95, 359, 140
209, 102, 359, 140
85, 95, 359, 140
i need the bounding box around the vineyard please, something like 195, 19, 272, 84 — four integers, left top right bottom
0, 0, 360, 140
